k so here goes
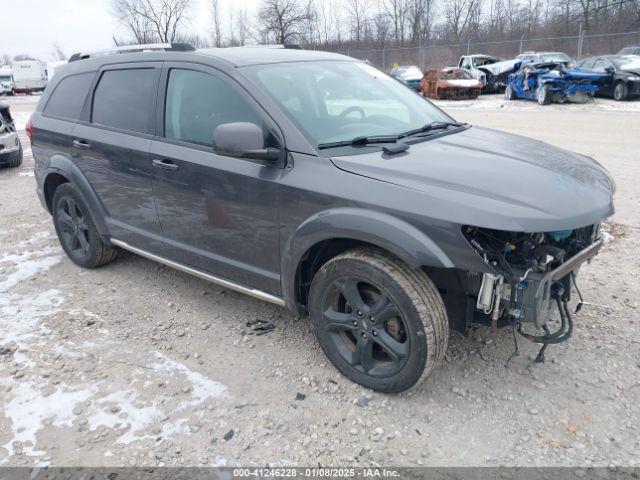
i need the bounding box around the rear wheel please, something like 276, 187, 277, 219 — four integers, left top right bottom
309, 248, 448, 393
537, 84, 552, 105
52, 183, 118, 268
613, 81, 628, 101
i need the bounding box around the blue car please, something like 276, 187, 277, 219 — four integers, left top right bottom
505, 61, 607, 105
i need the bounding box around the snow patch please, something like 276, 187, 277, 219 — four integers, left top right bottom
2, 381, 94, 458
151, 352, 228, 409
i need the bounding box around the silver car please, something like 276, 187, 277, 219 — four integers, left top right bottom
0, 102, 23, 168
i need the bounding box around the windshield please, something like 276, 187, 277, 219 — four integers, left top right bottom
539, 53, 572, 63
0, 75, 12, 82
245, 61, 452, 146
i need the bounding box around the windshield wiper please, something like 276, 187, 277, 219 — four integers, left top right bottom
317, 122, 466, 150
317, 135, 401, 150
399, 121, 466, 138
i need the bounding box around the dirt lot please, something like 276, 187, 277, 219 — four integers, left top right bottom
1, 94, 639, 468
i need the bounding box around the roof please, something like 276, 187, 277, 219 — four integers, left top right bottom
194, 47, 352, 66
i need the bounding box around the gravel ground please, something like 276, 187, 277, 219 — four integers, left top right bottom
0, 94, 638, 468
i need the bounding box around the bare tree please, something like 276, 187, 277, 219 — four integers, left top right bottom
210, 0, 223, 47
51, 43, 68, 61
112, 0, 156, 43
382, 0, 410, 45
256, 0, 314, 44
111, 0, 192, 44
235, 8, 250, 46
1, 54, 12, 66
346, 0, 371, 43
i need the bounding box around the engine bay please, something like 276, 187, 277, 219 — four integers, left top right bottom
461, 224, 602, 361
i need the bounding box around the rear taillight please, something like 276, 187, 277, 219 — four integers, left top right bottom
25, 119, 33, 142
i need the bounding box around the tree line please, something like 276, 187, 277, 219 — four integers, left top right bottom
111, 0, 639, 50
3, 0, 638, 66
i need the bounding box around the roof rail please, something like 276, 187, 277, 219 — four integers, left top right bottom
241, 44, 302, 50
68, 42, 195, 62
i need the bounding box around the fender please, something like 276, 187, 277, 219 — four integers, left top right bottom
281, 207, 454, 311
45, 154, 111, 239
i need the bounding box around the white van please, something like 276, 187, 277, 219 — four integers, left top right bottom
0, 68, 14, 95
12, 60, 48, 93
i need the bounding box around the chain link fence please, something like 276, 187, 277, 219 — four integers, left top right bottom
338, 30, 640, 70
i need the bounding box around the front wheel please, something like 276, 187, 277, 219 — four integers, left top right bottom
537, 84, 552, 105
309, 248, 449, 393
504, 85, 514, 100
613, 81, 628, 101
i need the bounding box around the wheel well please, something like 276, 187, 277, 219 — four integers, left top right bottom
44, 172, 69, 212
295, 238, 381, 309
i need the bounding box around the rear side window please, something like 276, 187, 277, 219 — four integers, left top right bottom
164, 69, 261, 146
92, 68, 156, 134
44, 72, 94, 120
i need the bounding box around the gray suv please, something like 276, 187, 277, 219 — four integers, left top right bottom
29, 44, 615, 392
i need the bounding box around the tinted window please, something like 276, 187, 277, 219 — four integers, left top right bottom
92, 69, 156, 133
580, 58, 595, 69
44, 72, 94, 120
165, 69, 261, 146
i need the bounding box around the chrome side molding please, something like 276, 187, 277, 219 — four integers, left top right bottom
110, 238, 286, 307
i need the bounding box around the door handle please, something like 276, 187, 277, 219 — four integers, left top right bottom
152, 158, 179, 171
72, 139, 91, 150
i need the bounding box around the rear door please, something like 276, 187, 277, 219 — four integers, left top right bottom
73, 63, 163, 250
149, 63, 283, 294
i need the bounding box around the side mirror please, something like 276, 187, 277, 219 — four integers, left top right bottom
213, 122, 281, 162
605, 66, 615, 74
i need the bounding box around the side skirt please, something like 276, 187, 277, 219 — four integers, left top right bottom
110, 238, 286, 307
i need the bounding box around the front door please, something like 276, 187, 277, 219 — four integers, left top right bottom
150, 64, 283, 294
73, 64, 163, 251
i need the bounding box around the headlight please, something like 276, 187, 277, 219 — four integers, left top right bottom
627, 75, 640, 81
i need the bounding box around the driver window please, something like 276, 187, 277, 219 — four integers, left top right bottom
165, 68, 262, 146
593, 59, 608, 71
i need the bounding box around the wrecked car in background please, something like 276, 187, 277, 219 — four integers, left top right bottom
420, 67, 483, 99
516, 51, 573, 66
458, 54, 518, 92
390, 65, 423, 91
576, 55, 640, 101
0, 101, 23, 168
505, 61, 607, 105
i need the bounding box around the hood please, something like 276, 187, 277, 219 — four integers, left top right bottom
479, 59, 518, 75
443, 79, 483, 88
330, 127, 614, 231
398, 72, 423, 81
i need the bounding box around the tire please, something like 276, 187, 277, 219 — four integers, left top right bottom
52, 183, 118, 268
537, 84, 552, 105
504, 85, 514, 100
308, 248, 449, 393
5, 143, 22, 168
613, 81, 628, 101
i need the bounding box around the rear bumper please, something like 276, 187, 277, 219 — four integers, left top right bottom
0, 148, 21, 165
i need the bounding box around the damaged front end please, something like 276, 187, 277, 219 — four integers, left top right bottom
461, 224, 603, 360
